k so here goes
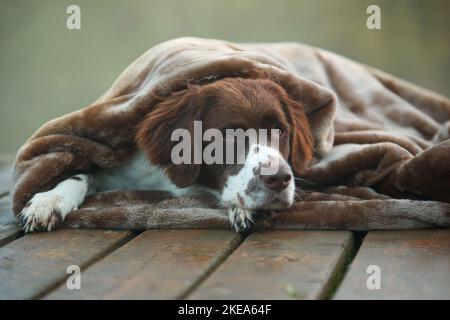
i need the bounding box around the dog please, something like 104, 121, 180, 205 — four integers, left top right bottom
18, 78, 314, 233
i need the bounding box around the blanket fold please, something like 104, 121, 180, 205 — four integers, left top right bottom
11, 37, 450, 230
61, 191, 449, 230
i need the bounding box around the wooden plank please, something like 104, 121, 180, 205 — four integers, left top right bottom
0, 229, 136, 299
0, 153, 18, 245
0, 227, 21, 247
45, 229, 243, 299
189, 230, 354, 300
334, 230, 450, 300
0, 196, 21, 246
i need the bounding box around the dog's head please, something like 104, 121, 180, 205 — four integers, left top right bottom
137, 78, 314, 211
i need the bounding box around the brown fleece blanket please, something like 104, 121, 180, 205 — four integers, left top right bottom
11, 37, 450, 230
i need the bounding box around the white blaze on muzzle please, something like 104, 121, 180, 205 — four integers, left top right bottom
220, 144, 295, 210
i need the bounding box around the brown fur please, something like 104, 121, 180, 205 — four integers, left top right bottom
136, 78, 314, 189
10, 37, 450, 230
136, 87, 204, 187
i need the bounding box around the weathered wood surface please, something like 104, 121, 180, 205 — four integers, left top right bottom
189, 230, 354, 299
334, 230, 450, 300
45, 229, 243, 299
0, 197, 20, 246
1, 153, 448, 300
0, 227, 21, 247
0, 229, 136, 299
0, 155, 20, 246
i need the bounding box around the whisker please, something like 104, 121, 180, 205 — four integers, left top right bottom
295, 187, 312, 195
294, 190, 304, 202
294, 177, 316, 185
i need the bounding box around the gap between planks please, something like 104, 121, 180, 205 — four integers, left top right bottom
176, 232, 247, 299
0, 154, 245, 300
0, 153, 367, 300
321, 231, 366, 299
334, 229, 450, 299
0, 229, 142, 299
187, 230, 362, 300
0, 194, 23, 246
33, 230, 142, 299
0, 153, 143, 300
43, 230, 245, 299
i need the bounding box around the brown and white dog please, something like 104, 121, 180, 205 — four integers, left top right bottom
18, 78, 314, 233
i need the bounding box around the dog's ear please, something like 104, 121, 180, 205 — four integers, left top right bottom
136, 86, 204, 187
280, 92, 314, 176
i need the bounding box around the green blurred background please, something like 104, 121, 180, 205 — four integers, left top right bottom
0, 0, 449, 153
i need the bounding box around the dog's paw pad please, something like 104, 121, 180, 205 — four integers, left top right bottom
18, 194, 70, 233
228, 206, 254, 233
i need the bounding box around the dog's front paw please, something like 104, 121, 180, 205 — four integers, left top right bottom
228, 205, 255, 233
18, 193, 76, 233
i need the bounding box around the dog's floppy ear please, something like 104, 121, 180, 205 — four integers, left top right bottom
280, 92, 314, 176
136, 86, 204, 187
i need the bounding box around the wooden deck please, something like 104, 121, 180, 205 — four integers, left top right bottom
0, 155, 449, 300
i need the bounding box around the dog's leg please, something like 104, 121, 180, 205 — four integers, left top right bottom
18, 174, 91, 233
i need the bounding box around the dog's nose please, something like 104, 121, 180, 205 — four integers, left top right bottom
260, 171, 292, 192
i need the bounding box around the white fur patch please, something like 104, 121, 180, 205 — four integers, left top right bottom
93, 151, 196, 197
220, 144, 295, 210
19, 174, 90, 232
19, 147, 295, 233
